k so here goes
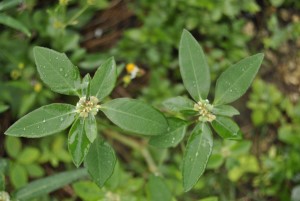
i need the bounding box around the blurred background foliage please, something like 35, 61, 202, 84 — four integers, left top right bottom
0, 0, 300, 200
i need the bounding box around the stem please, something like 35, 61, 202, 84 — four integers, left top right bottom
65, 5, 89, 27
103, 129, 159, 174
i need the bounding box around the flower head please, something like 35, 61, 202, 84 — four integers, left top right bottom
194, 99, 216, 122
75, 96, 101, 118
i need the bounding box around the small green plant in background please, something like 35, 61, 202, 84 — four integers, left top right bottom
4, 30, 263, 199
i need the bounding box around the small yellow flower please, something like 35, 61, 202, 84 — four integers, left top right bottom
34, 83, 42, 93
126, 63, 136, 73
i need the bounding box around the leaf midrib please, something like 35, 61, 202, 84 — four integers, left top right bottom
9, 111, 75, 133
101, 106, 166, 130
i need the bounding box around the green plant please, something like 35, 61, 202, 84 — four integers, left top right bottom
4, 46, 169, 199
150, 30, 264, 191
4, 29, 263, 199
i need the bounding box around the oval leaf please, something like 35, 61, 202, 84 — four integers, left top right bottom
13, 168, 88, 200
5, 104, 76, 138
162, 96, 195, 113
182, 123, 213, 192
179, 29, 210, 101
147, 175, 172, 201
149, 118, 187, 148
68, 118, 91, 167
90, 57, 116, 101
211, 116, 242, 140
212, 105, 240, 117
214, 53, 264, 105
33, 46, 81, 96
85, 138, 116, 188
101, 98, 168, 135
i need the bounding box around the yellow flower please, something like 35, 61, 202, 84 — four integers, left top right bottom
34, 83, 42, 93
126, 63, 136, 73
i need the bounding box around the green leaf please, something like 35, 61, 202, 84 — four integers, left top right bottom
5, 136, 22, 158
179, 29, 210, 101
0, 14, 31, 37
199, 196, 219, 201
81, 74, 91, 98
101, 98, 168, 135
13, 168, 88, 200
5, 104, 76, 138
0, 104, 9, 113
212, 105, 240, 117
147, 175, 172, 201
211, 116, 242, 140
68, 118, 91, 167
182, 123, 213, 191
25, 164, 45, 178
73, 181, 104, 201
85, 115, 97, 143
214, 53, 264, 105
85, 138, 116, 188
33, 46, 81, 96
17, 147, 40, 165
0, 174, 4, 191
149, 118, 187, 148
162, 96, 195, 113
10, 163, 28, 189
90, 57, 116, 101
0, 0, 21, 11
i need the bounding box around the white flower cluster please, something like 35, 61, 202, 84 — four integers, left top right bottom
75, 96, 101, 118
194, 99, 216, 122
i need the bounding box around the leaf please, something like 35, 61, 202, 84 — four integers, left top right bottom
81, 74, 91, 97
149, 118, 187, 148
5, 104, 76, 138
25, 164, 45, 178
0, 14, 31, 37
162, 96, 195, 113
0, 0, 20, 11
179, 29, 210, 101
212, 105, 240, 117
33, 46, 81, 96
214, 53, 264, 105
211, 116, 242, 140
5, 136, 22, 158
101, 98, 168, 135
13, 168, 88, 200
85, 115, 98, 143
90, 57, 117, 101
182, 123, 213, 192
147, 175, 172, 201
200, 196, 219, 201
73, 181, 104, 201
10, 163, 28, 189
85, 138, 116, 188
0, 104, 9, 113
68, 118, 91, 167
17, 147, 40, 165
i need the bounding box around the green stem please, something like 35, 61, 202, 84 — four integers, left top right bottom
65, 5, 89, 27
103, 129, 159, 174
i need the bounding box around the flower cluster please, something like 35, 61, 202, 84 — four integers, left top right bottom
75, 96, 101, 118
194, 99, 216, 122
